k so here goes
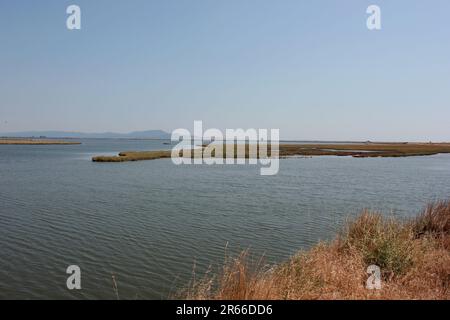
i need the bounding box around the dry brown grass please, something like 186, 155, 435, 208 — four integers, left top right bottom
412, 201, 450, 245
92, 142, 450, 162
278, 142, 450, 158
92, 150, 172, 162
181, 201, 450, 300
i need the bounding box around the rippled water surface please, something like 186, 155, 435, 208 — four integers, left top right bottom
1, 139, 449, 299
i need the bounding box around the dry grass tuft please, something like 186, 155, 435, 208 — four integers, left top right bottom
182, 200, 450, 300
182, 250, 277, 300
413, 201, 450, 247
339, 212, 416, 278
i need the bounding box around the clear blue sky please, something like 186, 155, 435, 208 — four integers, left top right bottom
1, 0, 449, 141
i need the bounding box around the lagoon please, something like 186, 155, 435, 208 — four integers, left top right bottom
1, 139, 450, 299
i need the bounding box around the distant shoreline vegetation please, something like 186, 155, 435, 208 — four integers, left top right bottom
92, 142, 450, 162
0, 138, 81, 145
0, 129, 170, 140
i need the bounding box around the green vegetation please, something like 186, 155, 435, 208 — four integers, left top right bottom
340, 213, 415, 278
181, 200, 450, 300
92, 142, 450, 162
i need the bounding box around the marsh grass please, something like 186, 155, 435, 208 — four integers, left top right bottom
278, 142, 450, 157
92, 143, 450, 162
413, 200, 450, 243
181, 200, 450, 300
92, 150, 172, 162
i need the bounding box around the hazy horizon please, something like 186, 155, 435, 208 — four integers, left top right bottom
1, 0, 449, 141
2, 128, 450, 143
0, 128, 449, 142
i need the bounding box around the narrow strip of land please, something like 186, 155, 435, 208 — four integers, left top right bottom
0, 139, 81, 145
92, 150, 171, 162
92, 142, 450, 162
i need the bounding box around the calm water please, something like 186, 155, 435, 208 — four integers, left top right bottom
1, 139, 449, 299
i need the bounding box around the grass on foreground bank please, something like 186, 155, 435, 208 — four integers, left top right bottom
0, 138, 81, 145
181, 200, 450, 300
92, 142, 450, 162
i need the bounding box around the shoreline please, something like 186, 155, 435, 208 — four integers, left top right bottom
182, 200, 450, 300
0, 139, 81, 145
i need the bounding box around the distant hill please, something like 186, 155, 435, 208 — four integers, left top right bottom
0, 130, 171, 139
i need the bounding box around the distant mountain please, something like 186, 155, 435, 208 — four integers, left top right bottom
0, 130, 171, 139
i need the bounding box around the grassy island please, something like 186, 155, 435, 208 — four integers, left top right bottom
92, 142, 450, 162
92, 150, 172, 162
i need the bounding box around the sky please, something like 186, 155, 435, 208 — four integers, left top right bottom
0, 0, 449, 141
